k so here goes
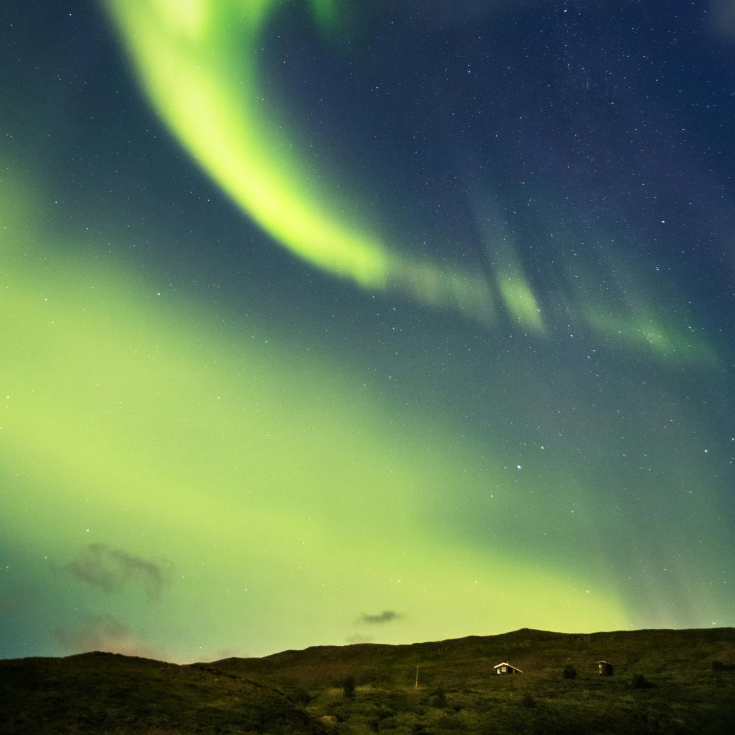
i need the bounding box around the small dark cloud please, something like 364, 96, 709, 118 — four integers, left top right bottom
346, 634, 374, 644
65, 544, 172, 600
361, 610, 400, 624
53, 614, 158, 659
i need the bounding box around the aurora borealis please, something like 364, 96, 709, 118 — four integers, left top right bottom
1, 0, 734, 662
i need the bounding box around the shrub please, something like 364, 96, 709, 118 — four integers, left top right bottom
432, 688, 447, 709
286, 687, 311, 705
631, 674, 654, 689
521, 693, 536, 708
343, 676, 356, 699
562, 665, 577, 680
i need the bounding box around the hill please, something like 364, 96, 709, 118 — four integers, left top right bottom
0, 651, 325, 734
2, 627, 735, 734
213, 627, 735, 734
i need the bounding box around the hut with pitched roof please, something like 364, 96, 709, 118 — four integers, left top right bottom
494, 662, 522, 675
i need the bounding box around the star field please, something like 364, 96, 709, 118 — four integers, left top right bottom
0, 0, 733, 662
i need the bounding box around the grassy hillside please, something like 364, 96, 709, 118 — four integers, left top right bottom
0, 651, 325, 734
215, 627, 735, 735
2, 628, 735, 734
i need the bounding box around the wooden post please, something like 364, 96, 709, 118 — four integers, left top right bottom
415, 661, 419, 688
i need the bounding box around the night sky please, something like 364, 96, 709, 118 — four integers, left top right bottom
1, 0, 734, 663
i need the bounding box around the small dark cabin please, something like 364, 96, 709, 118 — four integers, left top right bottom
598, 661, 613, 676
494, 662, 523, 675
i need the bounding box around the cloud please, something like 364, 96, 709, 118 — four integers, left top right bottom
53, 614, 159, 659
346, 634, 374, 644
360, 610, 401, 624
709, 0, 735, 40
65, 544, 173, 600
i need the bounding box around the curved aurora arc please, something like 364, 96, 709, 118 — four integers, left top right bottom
102, 0, 494, 321
100, 0, 717, 362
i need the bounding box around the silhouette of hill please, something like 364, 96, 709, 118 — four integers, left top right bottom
0, 651, 325, 734
216, 627, 735, 689
2, 628, 735, 734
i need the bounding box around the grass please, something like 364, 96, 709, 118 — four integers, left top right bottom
217, 627, 735, 735
0, 652, 324, 734
2, 628, 735, 734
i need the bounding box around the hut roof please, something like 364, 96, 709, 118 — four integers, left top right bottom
493, 662, 523, 672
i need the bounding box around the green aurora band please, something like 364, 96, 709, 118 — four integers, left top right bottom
101, 0, 714, 364
1, 161, 632, 659
2, 1, 733, 662
102, 0, 495, 322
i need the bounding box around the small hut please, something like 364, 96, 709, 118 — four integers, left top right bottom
494, 662, 523, 675
597, 661, 613, 676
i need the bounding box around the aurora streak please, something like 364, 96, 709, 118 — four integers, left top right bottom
1, 0, 734, 662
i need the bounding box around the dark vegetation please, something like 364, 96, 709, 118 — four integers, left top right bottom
631, 673, 655, 690
2, 627, 735, 734
343, 676, 356, 700
0, 652, 323, 735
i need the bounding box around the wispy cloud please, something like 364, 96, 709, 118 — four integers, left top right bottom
709, 0, 735, 39
360, 610, 401, 624
53, 614, 159, 659
346, 634, 374, 644
65, 544, 173, 600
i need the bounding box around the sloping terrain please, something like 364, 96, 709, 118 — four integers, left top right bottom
216, 627, 735, 689
215, 627, 735, 734
1, 628, 735, 734
0, 651, 325, 734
